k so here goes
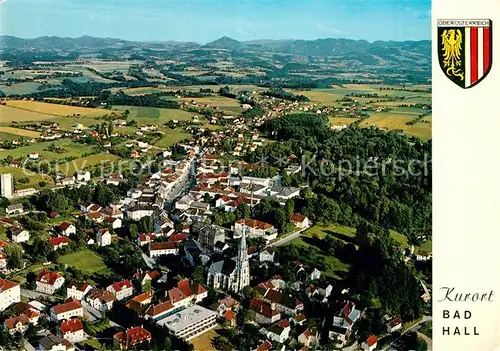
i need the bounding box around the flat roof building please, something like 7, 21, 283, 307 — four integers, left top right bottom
157, 305, 217, 341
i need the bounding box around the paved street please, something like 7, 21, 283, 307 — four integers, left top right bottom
267, 226, 311, 247
21, 288, 57, 301
380, 316, 432, 351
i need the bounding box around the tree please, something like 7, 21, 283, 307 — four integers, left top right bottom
4, 245, 23, 270
129, 224, 138, 238
192, 266, 204, 282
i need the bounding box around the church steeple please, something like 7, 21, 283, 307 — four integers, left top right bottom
233, 182, 251, 292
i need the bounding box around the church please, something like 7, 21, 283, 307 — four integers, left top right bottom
206, 225, 250, 293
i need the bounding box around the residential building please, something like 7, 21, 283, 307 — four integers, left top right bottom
0, 173, 14, 198
66, 282, 92, 300
193, 223, 226, 249
259, 247, 275, 263
126, 205, 155, 221
50, 236, 71, 250
107, 280, 134, 301
96, 228, 111, 247
291, 213, 310, 229
234, 219, 278, 244
157, 305, 217, 341
262, 319, 291, 344
138, 233, 156, 247
166, 279, 207, 309
249, 297, 281, 325
149, 242, 179, 259
57, 222, 76, 236
328, 301, 362, 347
39, 334, 75, 351
36, 271, 65, 295
144, 300, 175, 321
362, 335, 378, 351
4, 314, 30, 335
0, 252, 6, 269
75, 171, 91, 182
387, 317, 403, 333
6, 203, 23, 216
298, 328, 315, 347
257, 288, 304, 316
50, 298, 84, 321
58, 318, 85, 343
11, 227, 30, 243
106, 217, 122, 229
86, 289, 116, 313
114, 326, 152, 350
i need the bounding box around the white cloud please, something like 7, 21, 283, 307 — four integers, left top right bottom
316, 22, 342, 34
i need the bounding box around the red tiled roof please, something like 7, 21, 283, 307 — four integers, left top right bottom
145, 301, 174, 317
250, 298, 280, 318
302, 328, 312, 337
52, 299, 82, 315
278, 319, 290, 328
367, 335, 378, 347
294, 313, 307, 322
138, 233, 156, 243
130, 290, 154, 304
291, 213, 306, 222
150, 242, 177, 250
36, 271, 62, 285
389, 317, 402, 328
223, 310, 236, 321
58, 222, 72, 231
169, 234, 187, 243
5, 314, 30, 330
168, 287, 186, 304
87, 289, 116, 303
60, 318, 83, 334
236, 218, 273, 230
114, 326, 152, 347
0, 241, 8, 248
256, 340, 272, 351
49, 211, 58, 218
109, 280, 133, 292
50, 237, 71, 246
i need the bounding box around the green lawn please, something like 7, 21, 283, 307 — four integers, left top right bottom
77, 339, 103, 350
57, 154, 120, 176
154, 130, 192, 148
0, 138, 95, 160
0, 166, 54, 190
59, 249, 110, 275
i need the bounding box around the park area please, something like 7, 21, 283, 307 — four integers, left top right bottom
59, 249, 110, 275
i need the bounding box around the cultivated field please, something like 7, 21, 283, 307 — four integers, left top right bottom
57, 154, 120, 175
179, 96, 244, 114
4, 100, 109, 117
328, 117, 358, 126
0, 127, 41, 137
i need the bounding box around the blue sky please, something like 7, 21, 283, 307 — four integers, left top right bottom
1, 0, 431, 43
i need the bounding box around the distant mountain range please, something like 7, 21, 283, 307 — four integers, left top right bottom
0, 35, 430, 58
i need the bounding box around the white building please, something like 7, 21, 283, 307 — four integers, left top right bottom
58, 222, 76, 237
39, 334, 75, 351
86, 289, 116, 313
107, 280, 134, 301
96, 229, 111, 247
58, 318, 85, 343
36, 271, 65, 295
11, 227, 30, 243
149, 242, 179, 259
66, 282, 93, 300
234, 219, 278, 243
127, 205, 155, 221
158, 305, 217, 341
0, 279, 21, 311
75, 171, 91, 182
0, 174, 14, 199
50, 299, 84, 321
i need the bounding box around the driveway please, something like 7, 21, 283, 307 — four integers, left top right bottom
267, 226, 311, 247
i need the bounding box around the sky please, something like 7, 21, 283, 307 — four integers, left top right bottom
1, 0, 431, 43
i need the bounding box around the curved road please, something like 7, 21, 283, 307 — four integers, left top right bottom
380, 316, 432, 351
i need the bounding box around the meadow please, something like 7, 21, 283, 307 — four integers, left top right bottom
0, 166, 54, 189
59, 249, 110, 275
112, 105, 194, 125
154, 130, 192, 148
56, 154, 120, 176
0, 138, 94, 160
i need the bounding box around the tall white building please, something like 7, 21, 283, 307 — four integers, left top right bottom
0, 174, 14, 199
233, 224, 250, 292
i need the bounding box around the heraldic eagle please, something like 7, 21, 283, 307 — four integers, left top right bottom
441, 29, 464, 80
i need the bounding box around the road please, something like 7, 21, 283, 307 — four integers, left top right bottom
21, 288, 58, 302
380, 316, 432, 351
267, 226, 311, 247
417, 331, 432, 351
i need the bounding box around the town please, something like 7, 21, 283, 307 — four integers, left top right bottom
0, 5, 432, 351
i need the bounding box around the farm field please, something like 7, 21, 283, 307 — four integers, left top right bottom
0, 138, 94, 159
0, 166, 54, 189
59, 249, 110, 275
57, 153, 120, 175
359, 112, 416, 130
0, 82, 43, 95
179, 95, 244, 114
0, 127, 41, 137
3, 100, 109, 117
112, 106, 194, 125
328, 117, 358, 126
154, 130, 192, 148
